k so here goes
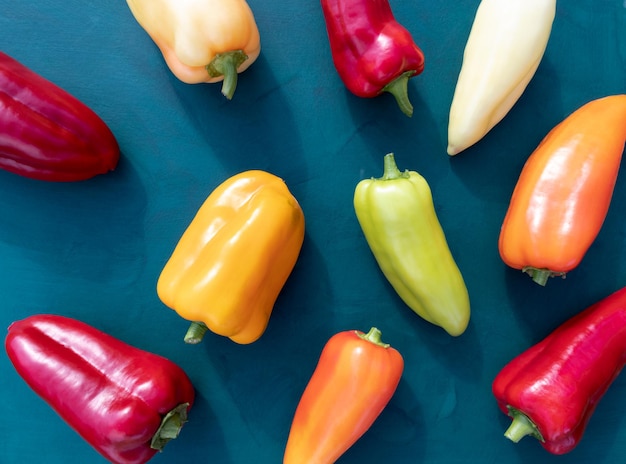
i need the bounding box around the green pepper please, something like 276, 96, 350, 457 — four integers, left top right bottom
353, 153, 471, 336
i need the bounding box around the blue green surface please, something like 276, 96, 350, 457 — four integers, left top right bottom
1, 1, 626, 463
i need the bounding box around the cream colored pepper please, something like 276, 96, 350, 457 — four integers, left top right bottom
447, 0, 556, 155
126, 0, 261, 99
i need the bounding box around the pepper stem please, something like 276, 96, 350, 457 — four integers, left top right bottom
522, 267, 566, 286
150, 403, 190, 451
184, 321, 209, 344
206, 50, 248, 100
505, 406, 544, 443
356, 327, 390, 348
382, 71, 416, 117
380, 153, 410, 181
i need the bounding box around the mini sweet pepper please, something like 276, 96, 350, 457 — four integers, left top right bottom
354, 153, 470, 336
492, 286, 626, 454
157, 170, 305, 344
126, 0, 261, 99
447, 0, 556, 155
5, 314, 195, 464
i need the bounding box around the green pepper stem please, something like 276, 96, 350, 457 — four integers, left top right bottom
184, 321, 209, 344
150, 403, 190, 451
205, 50, 248, 100
380, 153, 410, 181
505, 406, 544, 443
357, 327, 390, 348
382, 71, 416, 117
522, 267, 566, 286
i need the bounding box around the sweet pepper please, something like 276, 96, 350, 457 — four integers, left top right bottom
157, 170, 305, 344
354, 153, 470, 336
447, 0, 556, 155
5, 314, 195, 464
320, 0, 425, 117
126, 0, 261, 99
0, 51, 119, 181
284, 327, 404, 463
499, 95, 626, 285
492, 286, 626, 454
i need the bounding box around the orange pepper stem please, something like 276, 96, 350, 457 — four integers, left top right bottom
380, 153, 411, 181
504, 406, 544, 444
522, 267, 566, 286
382, 71, 416, 118
184, 321, 209, 344
356, 327, 390, 348
206, 50, 248, 100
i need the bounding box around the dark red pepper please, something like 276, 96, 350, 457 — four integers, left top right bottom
0, 51, 119, 181
492, 286, 626, 454
5, 314, 195, 464
320, 0, 425, 117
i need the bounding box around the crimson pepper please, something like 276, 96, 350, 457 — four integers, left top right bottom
5, 314, 195, 464
0, 52, 119, 181
320, 0, 425, 117
492, 286, 626, 454
284, 327, 404, 463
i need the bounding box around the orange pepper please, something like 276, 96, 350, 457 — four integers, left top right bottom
283, 327, 404, 464
499, 95, 626, 285
157, 170, 305, 344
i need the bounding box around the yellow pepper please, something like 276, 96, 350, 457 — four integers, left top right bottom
354, 154, 470, 336
157, 170, 305, 344
447, 0, 556, 155
126, 0, 261, 99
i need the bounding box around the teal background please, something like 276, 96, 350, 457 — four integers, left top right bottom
1, 1, 626, 463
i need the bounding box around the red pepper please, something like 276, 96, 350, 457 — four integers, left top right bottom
0, 52, 119, 181
283, 327, 404, 463
5, 314, 195, 464
492, 286, 626, 454
320, 0, 425, 117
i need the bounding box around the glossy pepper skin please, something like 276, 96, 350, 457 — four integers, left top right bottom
157, 170, 305, 345
284, 327, 403, 464
447, 0, 556, 155
320, 0, 425, 117
354, 153, 470, 336
5, 314, 195, 464
499, 95, 626, 286
126, 0, 260, 99
492, 286, 626, 454
0, 52, 119, 181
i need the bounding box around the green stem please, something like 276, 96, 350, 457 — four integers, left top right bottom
522, 267, 566, 286
504, 407, 544, 443
382, 71, 416, 117
380, 153, 410, 181
206, 50, 248, 100
150, 403, 190, 451
357, 327, 390, 348
184, 321, 209, 344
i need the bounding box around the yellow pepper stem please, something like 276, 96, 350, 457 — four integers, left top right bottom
206, 50, 249, 100
379, 153, 411, 181
184, 321, 209, 344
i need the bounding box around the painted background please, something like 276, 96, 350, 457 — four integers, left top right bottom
1, 1, 626, 463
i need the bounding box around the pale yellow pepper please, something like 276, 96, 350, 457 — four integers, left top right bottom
447, 0, 556, 155
126, 0, 261, 99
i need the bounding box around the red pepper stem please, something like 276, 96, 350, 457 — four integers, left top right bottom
380, 153, 410, 181
504, 406, 544, 444
383, 71, 416, 117
206, 50, 248, 100
150, 402, 190, 451
184, 321, 209, 344
357, 327, 390, 348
